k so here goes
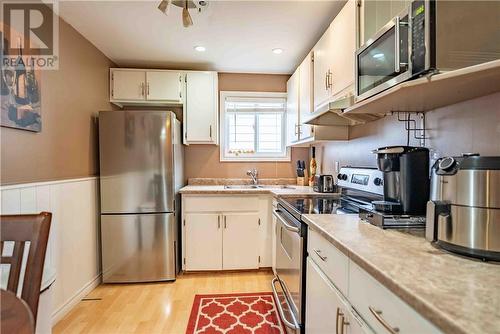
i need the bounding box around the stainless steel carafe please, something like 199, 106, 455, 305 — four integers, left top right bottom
426, 154, 500, 261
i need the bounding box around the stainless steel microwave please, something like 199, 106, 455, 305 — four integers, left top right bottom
355, 0, 500, 101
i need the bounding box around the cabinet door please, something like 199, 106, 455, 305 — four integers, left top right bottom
306, 258, 347, 334
330, 0, 356, 96
185, 72, 218, 144
146, 71, 182, 101
184, 213, 222, 270
222, 213, 260, 270
286, 70, 299, 145
111, 70, 145, 101
313, 26, 333, 110
298, 53, 313, 140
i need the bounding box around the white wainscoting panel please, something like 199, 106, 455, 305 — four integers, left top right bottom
1, 177, 100, 327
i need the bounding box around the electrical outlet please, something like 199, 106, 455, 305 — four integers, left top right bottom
334, 161, 340, 174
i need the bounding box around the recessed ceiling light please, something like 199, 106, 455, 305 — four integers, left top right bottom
272, 48, 283, 54
194, 46, 206, 52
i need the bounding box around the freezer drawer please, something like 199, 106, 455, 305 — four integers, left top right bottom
101, 213, 177, 283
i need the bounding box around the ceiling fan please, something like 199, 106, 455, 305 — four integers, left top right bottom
158, 0, 208, 28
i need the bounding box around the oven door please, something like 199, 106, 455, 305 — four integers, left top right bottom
272, 207, 303, 333
355, 9, 410, 101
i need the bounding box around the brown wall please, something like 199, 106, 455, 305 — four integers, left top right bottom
184, 73, 309, 179
315, 92, 500, 174
1, 18, 114, 185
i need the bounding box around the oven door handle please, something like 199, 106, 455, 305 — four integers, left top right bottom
273, 210, 300, 233
271, 277, 300, 330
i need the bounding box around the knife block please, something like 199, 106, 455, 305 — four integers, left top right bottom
297, 170, 308, 186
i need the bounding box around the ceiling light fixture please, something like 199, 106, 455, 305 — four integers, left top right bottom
182, 0, 193, 28
194, 46, 206, 52
272, 48, 283, 55
158, 0, 204, 28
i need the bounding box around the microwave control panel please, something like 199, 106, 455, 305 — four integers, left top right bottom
411, 0, 429, 75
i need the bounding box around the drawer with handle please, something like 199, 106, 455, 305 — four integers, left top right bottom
348, 261, 441, 334
308, 227, 349, 296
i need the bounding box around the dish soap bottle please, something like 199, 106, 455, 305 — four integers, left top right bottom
309, 146, 317, 186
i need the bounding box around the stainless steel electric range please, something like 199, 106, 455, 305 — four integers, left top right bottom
272, 166, 426, 334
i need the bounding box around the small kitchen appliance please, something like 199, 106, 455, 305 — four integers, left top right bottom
355, 0, 500, 101
426, 154, 500, 261
337, 166, 427, 229
313, 175, 335, 193
372, 146, 430, 215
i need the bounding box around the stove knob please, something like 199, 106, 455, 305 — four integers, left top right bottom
438, 157, 456, 171
337, 173, 343, 180
373, 177, 383, 186
337, 173, 348, 181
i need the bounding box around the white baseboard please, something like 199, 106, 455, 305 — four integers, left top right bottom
51, 274, 102, 325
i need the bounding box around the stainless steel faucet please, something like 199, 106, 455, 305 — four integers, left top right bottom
246, 169, 258, 185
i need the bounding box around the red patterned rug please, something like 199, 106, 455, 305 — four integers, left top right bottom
186, 292, 286, 334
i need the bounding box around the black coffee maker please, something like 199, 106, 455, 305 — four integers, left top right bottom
372, 146, 430, 215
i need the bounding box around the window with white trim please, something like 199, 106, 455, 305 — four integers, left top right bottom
220, 91, 289, 161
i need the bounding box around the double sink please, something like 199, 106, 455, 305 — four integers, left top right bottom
223, 184, 295, 190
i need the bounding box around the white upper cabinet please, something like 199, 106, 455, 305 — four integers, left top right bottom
313, 0, 357, 110
286, 69, 300, 145
298, 53, 313, 140
110, 68, 184, 107
330, 0, 356, 97
184, 71, 218, 145
313, 26, 333, 110
110, 69, 146, 101
146, 71, 182, 102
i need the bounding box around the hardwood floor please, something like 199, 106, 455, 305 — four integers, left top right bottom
53, 270, 274, 334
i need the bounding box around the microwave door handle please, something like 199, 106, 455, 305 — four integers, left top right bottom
394, 16, 401, 73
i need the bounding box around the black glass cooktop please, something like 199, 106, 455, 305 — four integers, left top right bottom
280, 196, 356, 217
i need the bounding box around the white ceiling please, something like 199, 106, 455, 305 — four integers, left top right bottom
59, 0, 346, 74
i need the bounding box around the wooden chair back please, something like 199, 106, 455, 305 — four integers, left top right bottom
1, 212, 52, 323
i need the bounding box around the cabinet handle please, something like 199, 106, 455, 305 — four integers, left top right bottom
218, 215, 220, 229
336, 308, 342, 334
327, 70, 333, 89
140, 82, 145, 97
369, 306, 400, 334
147, 82, 150, 96
224, 216, 227, 229
209, 125, 212, 139
336, 308, 350, 334
313, 249, 327, 261
325, 72, 328, 90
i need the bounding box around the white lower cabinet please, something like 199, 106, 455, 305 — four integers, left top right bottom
184, 213, 223, 270
306, 258, 372, 334
222, 213, 260, 270
306, 226, 442, 334
348, 261, 441, 334
182, 195, 269, 271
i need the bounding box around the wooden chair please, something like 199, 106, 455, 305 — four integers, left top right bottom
1, 212, 52, 325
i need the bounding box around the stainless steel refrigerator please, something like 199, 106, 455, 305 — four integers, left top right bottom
98, 110, 183, 283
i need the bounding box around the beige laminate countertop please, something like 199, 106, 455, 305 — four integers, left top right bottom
302, 214, 500, 334
179, 185, 335, 197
